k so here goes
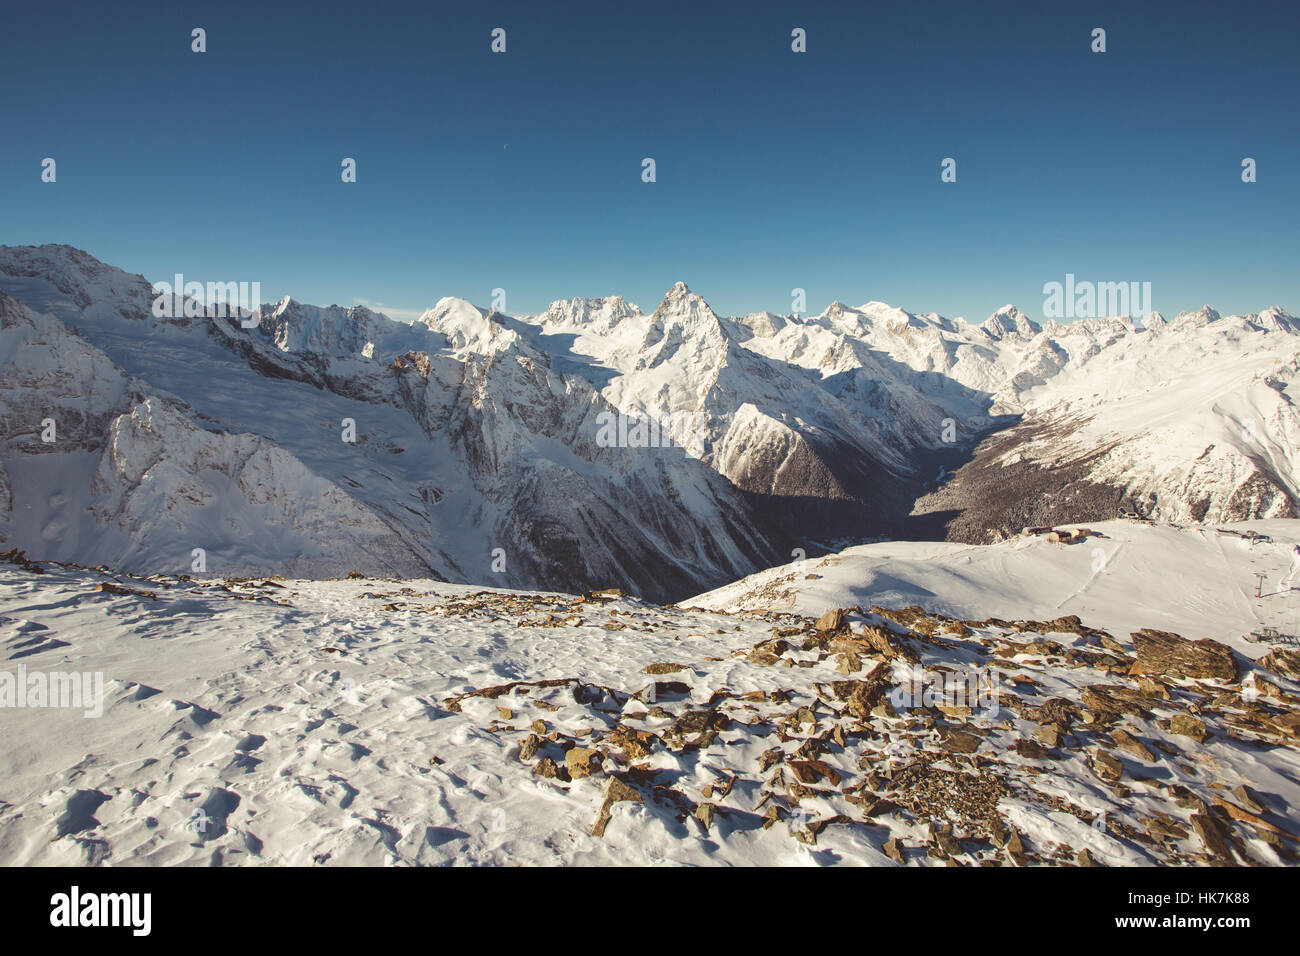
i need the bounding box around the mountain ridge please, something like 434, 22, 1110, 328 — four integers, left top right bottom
2, 242, 1297, 598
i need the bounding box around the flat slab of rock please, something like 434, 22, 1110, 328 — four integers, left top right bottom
1131, 629, 1236, 681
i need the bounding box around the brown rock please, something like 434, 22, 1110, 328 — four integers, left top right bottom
1212, 797, 1289, 838
1169, 714, 1207, 743
1137, 677, 1171, 700
1092, 749, 1124, 782
939, 728, 983, 754
860, 625, 921, 663
835, 651, 863, 674
518, 733, 541, 761
787, 759, 842, 786
591, 775, 642, 837
1035, 725, 1063, 749
1190, 812, 1234, 862
1015, 738, 1051, 759
1032, 698, 1077, 727
1100, 634, 1128, 654
1110, 728, 1156, 762
989, 813, 1010, 847
1132, 629, 1237, 681
883, 837, 905, 863
1233, 784, 1267, 815
815, 608, 849, 633
565, 746, 602, 779
643, 662, 689, 675
1260, 647, 1300, 679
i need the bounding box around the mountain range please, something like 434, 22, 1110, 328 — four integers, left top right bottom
2, 244, 1297, 601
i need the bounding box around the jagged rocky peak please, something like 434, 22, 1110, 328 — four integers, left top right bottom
981, 304, 1039, 340
1172, 305, 1223, 328
651, 281, 718, 321
542, 294, 641, 332
1249, 306, 1297, 333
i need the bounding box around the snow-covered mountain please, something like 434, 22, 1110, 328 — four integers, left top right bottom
2, 243, 1297, 596
0, 247, 777, 600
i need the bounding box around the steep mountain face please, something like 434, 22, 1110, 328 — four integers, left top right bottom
911, 308, 1300, 540
526, 283, 996, 545
2, 243, 1297, 594
0, 247, 779, 600
0, 291, 434, 577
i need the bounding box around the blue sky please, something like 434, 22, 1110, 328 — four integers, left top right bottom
2, 0, 1296, 321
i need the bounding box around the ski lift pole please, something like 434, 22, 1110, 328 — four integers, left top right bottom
1255, 572, 1267, 598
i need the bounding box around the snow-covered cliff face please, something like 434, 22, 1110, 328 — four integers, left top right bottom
909, 305, 1300, 539
0, 291, 434, 577
2, 243, 1297, 593
0, 248, 778, 599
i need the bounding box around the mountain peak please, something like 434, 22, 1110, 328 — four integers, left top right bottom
1172, 305, 1222, 328
981, 304, 1039, 340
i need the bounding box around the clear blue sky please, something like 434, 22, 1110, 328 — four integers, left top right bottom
2, 0, 1296, 321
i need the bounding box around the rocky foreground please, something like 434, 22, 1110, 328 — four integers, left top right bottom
1, 550, 1297, 866
448, 600, 1300, 866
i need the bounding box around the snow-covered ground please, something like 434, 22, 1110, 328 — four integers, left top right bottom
2, 519, 1298, 866
691, 519, 1300, 654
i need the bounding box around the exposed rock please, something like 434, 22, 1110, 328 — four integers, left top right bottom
939, 728, 983, 754
1190, 812, 1234, 863
1092, 749, 1123, 782
815, 608, 850, 633
1169, 714, 1207, 743
787, 759, 841, 786
1015, 738, 1051, 759
643, 662, 689, 675
1260, 647, 1300, 680
1233, 784, 1267, 815
565, 747, 602, 779
1131, 629, 1237, 681
1110, 728, 1156, 762
591, 775, 642, 837
1035, 724, 1063, 749
518, 733, 541, 761
859, 625, 921, 663
835, 651, 863, 674
1031, 697, 1077, 727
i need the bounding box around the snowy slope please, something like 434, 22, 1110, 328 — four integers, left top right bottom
2, 545, 1297, 866
691, 518, 1300, 653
